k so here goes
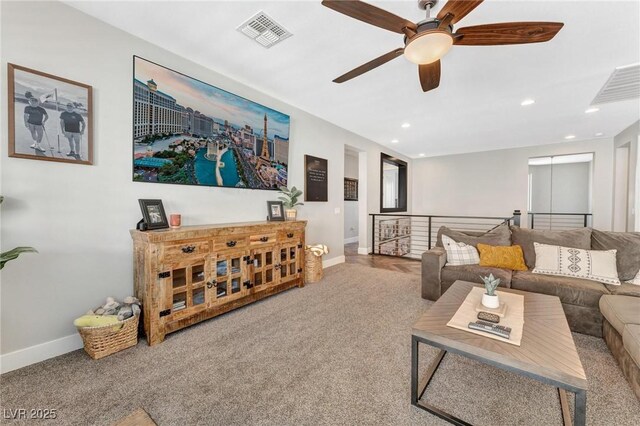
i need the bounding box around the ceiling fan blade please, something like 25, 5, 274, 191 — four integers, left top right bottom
437, 0, 484, 25
334, 48, 405, 83
454, 22, 564, 45
322, 0, 416, 34
418, 61, 441, 92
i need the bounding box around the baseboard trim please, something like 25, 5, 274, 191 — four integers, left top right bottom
323, 255, 345, 269
357, 247, 371, 255
1, 333, 83, 374
344, 236, 359, 244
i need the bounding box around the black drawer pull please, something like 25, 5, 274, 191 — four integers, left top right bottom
226, 241, 237, 247
260, 236, 269, 242
181, 245, 196, 253
287, 233, 294, 238
206, 281, 215, 289
243, 280, 253, 289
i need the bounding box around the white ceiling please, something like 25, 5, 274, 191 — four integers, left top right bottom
67, 0, 640, 158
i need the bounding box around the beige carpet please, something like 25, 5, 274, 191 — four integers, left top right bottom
1, 263, 639, 425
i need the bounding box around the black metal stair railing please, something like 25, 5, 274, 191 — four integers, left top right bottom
528, 212, 592, 230
370, 211, 521, 260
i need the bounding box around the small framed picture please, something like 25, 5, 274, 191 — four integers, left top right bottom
139, 199, 169, 230
267, 201, 285, 221
8, 63, 93, 165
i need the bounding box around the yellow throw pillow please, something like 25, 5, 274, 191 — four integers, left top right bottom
477, 244, 528, 271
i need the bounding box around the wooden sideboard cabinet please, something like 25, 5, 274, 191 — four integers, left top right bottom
130, 221, 306, 345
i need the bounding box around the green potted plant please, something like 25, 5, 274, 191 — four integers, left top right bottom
480, 274, 501, 309
0, 196, 37, 270
278, 186, 304, 221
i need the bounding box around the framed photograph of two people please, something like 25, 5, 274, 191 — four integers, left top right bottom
7, 63, 93, 165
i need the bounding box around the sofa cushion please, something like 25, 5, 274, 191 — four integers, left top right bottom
599, 295, 640, 335
477, 243, 528, 271
512, 270, 609, 308
436, 224, 511, 248
531, 242, 621, 285
591, 229, 640, 281
441, 264, 512, 288
623, 324, 640, 368
442, 235, 480, 266
605, 282, 640, 298
510, 226, 592, 269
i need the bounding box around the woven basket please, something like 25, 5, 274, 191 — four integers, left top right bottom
305, 249, 323, 283
77, 315, 139, 360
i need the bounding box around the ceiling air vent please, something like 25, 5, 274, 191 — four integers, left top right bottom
237, 11, 292, 49
591, 63, 640, 105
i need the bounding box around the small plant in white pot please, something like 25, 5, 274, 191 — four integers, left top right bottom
480, 274, 501, 309
278, 186, 303, 221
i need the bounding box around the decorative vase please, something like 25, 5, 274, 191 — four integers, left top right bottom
170, 214, 182, 229
482, 293, 500, 309
285, 209, 297, 221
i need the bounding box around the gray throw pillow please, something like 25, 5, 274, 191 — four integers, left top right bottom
591, 229, 640, 281
436, 224, 511, 248
510, 226, 592, 270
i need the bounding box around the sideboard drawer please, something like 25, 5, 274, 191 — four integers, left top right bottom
161, 241, 209, 261
278, 230, 302, 241
249, 233, 277, 246
213, 236, 248, 252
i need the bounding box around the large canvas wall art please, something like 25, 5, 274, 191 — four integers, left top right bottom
133, 56, 290, 190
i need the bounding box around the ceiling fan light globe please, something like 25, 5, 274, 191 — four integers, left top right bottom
404, 31, 453, 65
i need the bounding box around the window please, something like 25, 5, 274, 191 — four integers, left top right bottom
380, 153, 407, 213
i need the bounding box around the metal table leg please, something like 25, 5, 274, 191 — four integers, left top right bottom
574, 390, 587, 426
412, 336, 586, 426
411, 337, 471, 426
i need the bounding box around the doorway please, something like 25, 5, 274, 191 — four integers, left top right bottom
344, 145, 368, 256
344, 147, 360, 255
528, 153, 594, 229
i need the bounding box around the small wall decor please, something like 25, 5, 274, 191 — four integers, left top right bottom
133, 56, 290, 190
138, 199, 169, 230
305, 155, 328, 202
267, 201, 285, 221
344, 178, 358, 201
8, 63, 93, 165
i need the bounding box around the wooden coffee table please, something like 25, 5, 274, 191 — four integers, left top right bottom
411, 280, 587, 426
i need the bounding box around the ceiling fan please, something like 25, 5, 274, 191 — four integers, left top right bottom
322, 0, 564, 92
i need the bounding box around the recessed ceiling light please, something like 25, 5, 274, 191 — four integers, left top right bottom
401, 122, 411, 128
419, 153, 425, 157
595, 132, 604, 137
585, 107, 599, 113
564, 134, 576, 140
521, 99, 535, 106
391, 139, 399, 144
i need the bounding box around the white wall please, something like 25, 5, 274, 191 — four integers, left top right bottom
529, 162, 591, 213
0, 1, 410, 365
614, 120, 639, 231
411, 138, 615, 230
343, 151, 358, 243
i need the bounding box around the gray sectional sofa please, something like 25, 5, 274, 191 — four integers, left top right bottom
421, 225, 640, 398
600, 295, 640, 400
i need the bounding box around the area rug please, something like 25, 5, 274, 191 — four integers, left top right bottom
1, 263, 638, 425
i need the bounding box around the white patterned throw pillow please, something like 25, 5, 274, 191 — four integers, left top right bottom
532, 242, 621, 285
627, 269, 640, 286
442, 235, 480, 266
